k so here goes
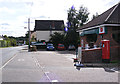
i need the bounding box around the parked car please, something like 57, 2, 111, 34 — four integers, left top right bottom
46, 43, 55, 51
32, 42, 46, 49
68, 45, 75, 50
57, 44, 65, 50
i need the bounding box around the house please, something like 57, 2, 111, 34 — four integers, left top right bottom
77, 2, 120, 63
32, 20, 64, 42
0, 35, 3, 40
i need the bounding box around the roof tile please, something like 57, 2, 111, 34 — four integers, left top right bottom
35, 20, 64, 31
78, 2, 120, 30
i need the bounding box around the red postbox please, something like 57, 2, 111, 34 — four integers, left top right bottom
101, 40, 110, 63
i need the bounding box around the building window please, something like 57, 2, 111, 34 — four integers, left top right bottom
112, 32, 120, 44
112, 27, 120, 44
86, 34, 97, 48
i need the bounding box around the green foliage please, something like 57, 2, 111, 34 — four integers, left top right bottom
67, 7, 79, 30
66, 5, 89, 47
25, 39, 29, 45
77, 6, 89, 26
31, 36, 36, 42
67, 6, 89, 30
64, 30, 79, 48
49, 6, 89, 48
50, 32, 64, 48
10, 38, 17, 46
0, 35, 17, 47
3, 35, 10, 40
92, 12, 99, 20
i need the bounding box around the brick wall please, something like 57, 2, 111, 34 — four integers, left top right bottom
103, 26, 119, 46
110, 46, 120, 62
82, 48, 102, 63
80, 26, 120, 63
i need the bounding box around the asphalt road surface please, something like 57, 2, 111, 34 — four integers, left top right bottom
1, 48, 119, 83
1, 45, 27, 65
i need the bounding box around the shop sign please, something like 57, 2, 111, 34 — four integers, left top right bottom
80, 28, 98, 36
99, 26, 105, 34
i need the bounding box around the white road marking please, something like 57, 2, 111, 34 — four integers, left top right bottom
32, 57, 59, 82
18, 59, 25, 61
45, 72, 50, 74
0, 53, 17, 69
51, 80, 58, 82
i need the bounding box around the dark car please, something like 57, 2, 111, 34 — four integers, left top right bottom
46, 43, 55, 51
32, 42, 46, 49
68, 45, 75, 50
57, 44, 65, 50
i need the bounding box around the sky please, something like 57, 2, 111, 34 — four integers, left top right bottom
0, 0, 119, 37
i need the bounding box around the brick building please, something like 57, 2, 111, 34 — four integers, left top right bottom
77, 2, 120, 63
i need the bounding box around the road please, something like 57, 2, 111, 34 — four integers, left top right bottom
2, 48, 119, 83
0, 46, 27, 84
1, 45, 27, 65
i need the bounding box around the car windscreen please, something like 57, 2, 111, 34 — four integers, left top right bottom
47, 44, 53, 46
59, 45, 64, 47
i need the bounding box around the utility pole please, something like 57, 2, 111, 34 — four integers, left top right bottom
28, 18, 31, 52
50, 25, 52, 36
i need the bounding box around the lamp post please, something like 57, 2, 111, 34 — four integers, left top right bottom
24, 18, 31, 52
28, 18, 31, 52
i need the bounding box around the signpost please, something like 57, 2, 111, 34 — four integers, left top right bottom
74, 45, 84, 67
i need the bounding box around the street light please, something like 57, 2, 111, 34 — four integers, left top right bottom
28, 18, 31, 52
24, 18, 31, 52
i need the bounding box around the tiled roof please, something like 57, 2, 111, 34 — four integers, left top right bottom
106, 3, 120, 24
78, 2, 120, 30
34, 20, 64, 31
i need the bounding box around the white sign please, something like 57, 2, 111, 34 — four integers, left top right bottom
77, 46, 82, 63
99, 26, 105, 34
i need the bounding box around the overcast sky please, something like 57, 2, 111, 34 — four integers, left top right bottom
0, 0, 119, 37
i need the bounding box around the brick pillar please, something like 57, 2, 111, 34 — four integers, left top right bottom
81, 36, 88, 48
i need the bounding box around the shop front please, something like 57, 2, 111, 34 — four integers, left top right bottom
80, 26, 120, 63
77, 2, 120, 63
80, 26, 108, 49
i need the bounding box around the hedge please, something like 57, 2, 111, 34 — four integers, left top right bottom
0, 40, 16, 47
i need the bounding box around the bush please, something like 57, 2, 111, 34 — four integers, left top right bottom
64, 30, 79, 48
0, 39, 17, 47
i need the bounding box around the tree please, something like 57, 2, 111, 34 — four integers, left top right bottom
10, 38, 17, 46
92, 12, 99, 20
67, 6, 89, 30
77, 6, 89, 26
31, 36, 36, 42
49, 32, 64, 48
66, 6, 89, 47
67, 6, 79, 30
64, 30, 79, 48
3, 35, 9, 40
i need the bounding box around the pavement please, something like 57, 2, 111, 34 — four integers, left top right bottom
82, 63, 119, 68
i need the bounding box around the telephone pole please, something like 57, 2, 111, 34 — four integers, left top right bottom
28, 18, 31, 52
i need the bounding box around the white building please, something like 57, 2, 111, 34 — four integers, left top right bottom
32, 20, 64, 42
